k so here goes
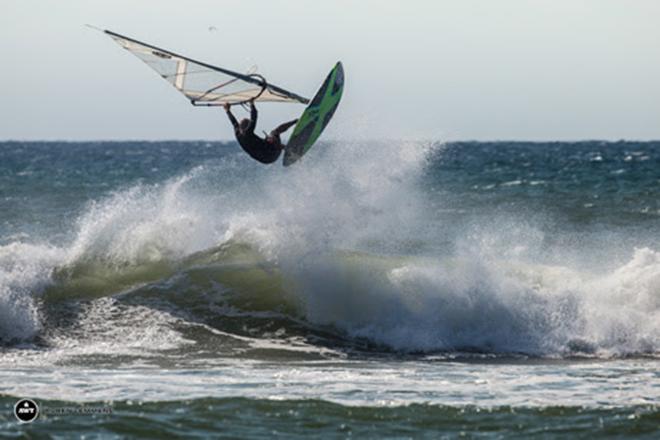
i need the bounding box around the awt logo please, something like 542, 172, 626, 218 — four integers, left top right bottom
14, 399, 39, 423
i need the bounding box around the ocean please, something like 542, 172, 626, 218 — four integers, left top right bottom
0, 140, 658, 438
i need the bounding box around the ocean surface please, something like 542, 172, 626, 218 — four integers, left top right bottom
0, 140, 658, 438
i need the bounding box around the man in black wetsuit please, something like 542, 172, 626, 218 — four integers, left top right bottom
224, 99, 298, 164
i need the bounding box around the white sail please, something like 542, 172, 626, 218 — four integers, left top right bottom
102, 29, 309, 106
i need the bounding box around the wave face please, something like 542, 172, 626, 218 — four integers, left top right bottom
1, 140, 659, 359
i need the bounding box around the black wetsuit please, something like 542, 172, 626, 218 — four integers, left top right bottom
226, 102, 282, 164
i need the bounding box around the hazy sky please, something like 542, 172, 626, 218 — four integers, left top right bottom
2, 0, 659, 141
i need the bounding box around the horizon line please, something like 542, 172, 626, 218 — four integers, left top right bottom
2, 138, 660, 144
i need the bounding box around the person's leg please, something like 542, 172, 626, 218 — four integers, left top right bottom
271, 119, 298, 136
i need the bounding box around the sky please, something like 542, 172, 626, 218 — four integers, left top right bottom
1, 0, 659, 141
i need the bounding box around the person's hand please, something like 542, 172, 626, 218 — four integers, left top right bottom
223, 102, 231, 112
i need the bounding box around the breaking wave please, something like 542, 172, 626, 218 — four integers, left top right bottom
1, 140, 658, 358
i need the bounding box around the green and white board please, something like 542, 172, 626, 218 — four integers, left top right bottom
283, 62, 344, 166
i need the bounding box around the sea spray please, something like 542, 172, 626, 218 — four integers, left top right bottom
0, 242, 63, 341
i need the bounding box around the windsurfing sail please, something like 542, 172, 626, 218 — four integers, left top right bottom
97, 28, 309, 106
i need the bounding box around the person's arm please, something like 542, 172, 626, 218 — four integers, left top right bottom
272, 118, 299, 136
224, 103, 239, 130
247, 99, 257, 132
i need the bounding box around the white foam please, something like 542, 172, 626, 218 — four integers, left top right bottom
0, 168, 222, 342
285, 242, 659, 356
0, 242, 64, 341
